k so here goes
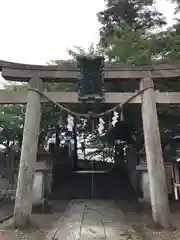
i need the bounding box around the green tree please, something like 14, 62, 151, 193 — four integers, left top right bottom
171, 0, 180, 12
1, 0, 180, 156
0, 83, 27, 147
95, 0, 180, 156
98, 0, 166, 46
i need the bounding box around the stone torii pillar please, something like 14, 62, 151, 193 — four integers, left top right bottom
13, 75, 43, 228
140, 77, 171, 229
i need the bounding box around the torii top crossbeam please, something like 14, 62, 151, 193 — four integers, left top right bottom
1, 60, 180, 81
1, 60, 180, 104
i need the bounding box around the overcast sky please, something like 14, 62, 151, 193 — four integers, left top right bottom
0, 0, 177, 66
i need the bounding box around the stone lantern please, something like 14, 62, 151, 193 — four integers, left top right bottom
136, 151, 173, 202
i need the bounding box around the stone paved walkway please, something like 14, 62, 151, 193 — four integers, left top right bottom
2, 199, 180, 239
46, 199, 134, 239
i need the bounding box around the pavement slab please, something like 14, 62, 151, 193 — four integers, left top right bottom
46, 199, 132, 240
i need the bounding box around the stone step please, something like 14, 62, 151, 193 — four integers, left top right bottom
50, 170, 137, 200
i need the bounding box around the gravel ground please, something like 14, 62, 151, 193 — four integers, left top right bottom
0, 200, 14, 222
120, 199, 180, 240
0, 200, 70, 239
1, 199, 180, 239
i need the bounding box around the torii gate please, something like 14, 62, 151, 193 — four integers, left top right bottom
1, 60, 179, 228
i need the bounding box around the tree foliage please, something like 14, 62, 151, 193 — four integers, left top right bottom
0, 84, 27, 147
98, 0, 166, 46
96, 0, 180, 155
1, 0, 180, 156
